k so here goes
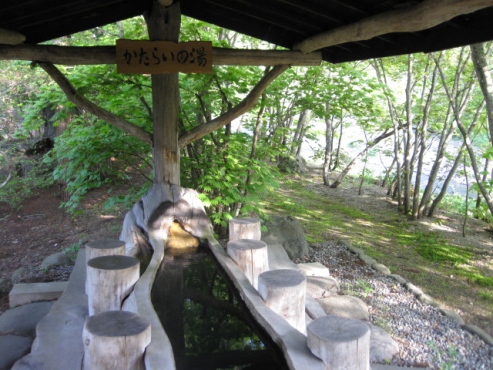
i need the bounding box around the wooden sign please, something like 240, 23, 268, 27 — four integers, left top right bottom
116, 39, 213, 74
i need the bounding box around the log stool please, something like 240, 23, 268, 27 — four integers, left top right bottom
83, 310, 151, 370
229, 217, 261, 241
307, 315, 370, 370
85, 239, 125, 294
257, 269, 306, 332
86, 255, 140, 316
227, 239, 269, 289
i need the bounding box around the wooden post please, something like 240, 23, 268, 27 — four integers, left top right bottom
229, 217, 261, 241
83, 310, 151, 370
85, 239, 125, 294
86, 255, 140, 316
145, 0, 181, 185
257, 269, 306, 332
227, 239, 269, 289
307, 315, 370, 370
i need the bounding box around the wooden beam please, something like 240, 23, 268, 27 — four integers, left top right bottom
294, 0, 493, 54
0, 28, 25, 45
0, 44, 322, 66
38, 62, 153, 145
178, 65, 288, 148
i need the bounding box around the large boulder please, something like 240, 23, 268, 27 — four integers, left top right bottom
277, 155, 308, 173
0, 301, 54, 337
262, 215, 309, 259
40, 253, 71, 270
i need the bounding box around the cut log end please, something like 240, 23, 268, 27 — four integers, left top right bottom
83, 310, 151, 370
229, 217, 261, 241
307, 315, 370, 370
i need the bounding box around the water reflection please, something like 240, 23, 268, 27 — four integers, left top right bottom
152, 245, 287, 370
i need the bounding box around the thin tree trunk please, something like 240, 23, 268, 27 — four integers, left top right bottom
471, 42, 493, 146
323, 101, 334, 186
329, 129, 393, 188
403, 55, 414, 214
412, 53, 439, 220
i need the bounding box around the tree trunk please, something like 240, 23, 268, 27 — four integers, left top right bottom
412, 54, 439, 220
403, 55, 414, 215
323, 102, 333, 186
471, 42, 493, 146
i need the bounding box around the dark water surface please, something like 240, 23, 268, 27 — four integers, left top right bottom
152, 246, 287, 370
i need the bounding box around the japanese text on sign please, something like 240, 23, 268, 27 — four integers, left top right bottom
116, 40, 213, 74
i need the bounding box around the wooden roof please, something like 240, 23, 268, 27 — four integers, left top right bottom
1, 0, 493, 63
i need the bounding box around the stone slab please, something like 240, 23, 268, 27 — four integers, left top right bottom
9, 282, 68, 308
317, 295, 369, 321
0, 335, 33, 370
297, 262, 330, 277
306, 276, 339, 299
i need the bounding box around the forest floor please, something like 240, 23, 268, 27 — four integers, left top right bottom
0, 167, 492, 339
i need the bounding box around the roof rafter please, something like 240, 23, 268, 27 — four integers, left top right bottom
294, 0, 493, 54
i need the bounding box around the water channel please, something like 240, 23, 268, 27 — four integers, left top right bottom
152, 245, 288, 370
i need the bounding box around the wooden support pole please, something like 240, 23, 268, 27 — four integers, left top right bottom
83, 310, 151, 370
146, 0, 181, 185
307, 315, 370, 370
227, 239, 268, 289
229, 217, 261, 241
85, 239, 125, 294
86, 255, 140, 316
257, 269, 306, 332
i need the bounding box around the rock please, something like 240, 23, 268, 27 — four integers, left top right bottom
0, 278, 11, 294
418, 293, 439, 307
277, 155, 307, 173
0, 301, 53, 337
262, 215, 309, 259
359, 253, 377, 266
167, 221, 200, 249
317, 295, 369, 321
0, 335, 33, 370
371, 263, 391, 275
40, 252, 71, 270
439, 308, 465, 326
388, 274, 406, 285
461, 324, 493, 345
368, 323, 399, 363
405, 282, 424, 297
11, 267, 28, 283
306, 276, 340, 299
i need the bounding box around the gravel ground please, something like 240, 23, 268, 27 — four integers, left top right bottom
295, 242, 493, 370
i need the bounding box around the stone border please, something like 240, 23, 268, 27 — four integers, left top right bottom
338, 238, 493, 346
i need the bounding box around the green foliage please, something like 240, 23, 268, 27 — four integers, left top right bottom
45, 119, 151, 215
0, 156, 54, 212
181, 131, 280, 231
62, 239, 83, 261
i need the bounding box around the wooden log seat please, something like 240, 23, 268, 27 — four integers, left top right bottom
82, 310, 151, 370
85, 239, 125, 294
229, 217, 261, 241
307, 315, 370, 370
257, 269, 306, 332
86, 255, 140, 316
227, 239, 269, 289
